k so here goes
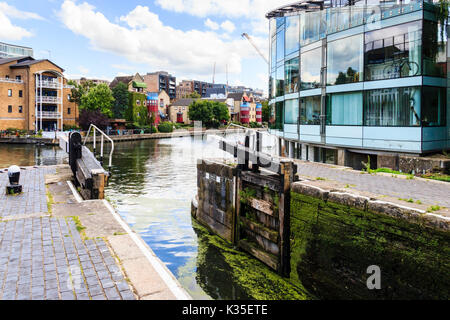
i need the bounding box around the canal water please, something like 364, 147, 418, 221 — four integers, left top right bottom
0, 134, 308, 300
0, 144, 67, 168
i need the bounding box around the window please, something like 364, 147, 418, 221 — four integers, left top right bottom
18, 106, 22, 113
269, 72, 275, 99
421, 87, 446, 127
68, 108, 71, 115
300, 96, 321, 125
284, 99, 299, 124
136, 100, 140, 106
285, 57, 299, 94
301, 47, 322, 90
300, 10, 326, 46
365, 21, 422, 81
273, 101, 284, 130
276, 66, 284, 97
326, 92, 363, 125
422, 21, 447, 78
16, 75, 21, 81
327, 34, 364, 85
285, 16, 300, 55
67, 94, 71, 101
276, 29, 285, 62
364, 87, 421, 127
19, 90, 22, 98
8, 89, 12, 97
8, 105, 12, 113
5, 75, 9, 80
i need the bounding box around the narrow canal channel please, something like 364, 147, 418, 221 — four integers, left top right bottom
0, 135, 309, 300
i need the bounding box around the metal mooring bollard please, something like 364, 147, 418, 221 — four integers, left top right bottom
6, 165, 22, 195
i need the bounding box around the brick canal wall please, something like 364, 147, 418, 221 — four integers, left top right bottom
290, 182, 450, 300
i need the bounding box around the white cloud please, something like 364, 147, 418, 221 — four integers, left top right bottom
221, 20, 235, 34
78, 65, 89, 74
0, 2, 44, 40
155, 0, 287, 35
204, 18, 219, 31
112, 64, 137, 71
57, 1, 266, 79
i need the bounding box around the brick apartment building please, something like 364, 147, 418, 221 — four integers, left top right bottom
143, 71, 176, 100
0, 56, 78, 132
228, 92, 261, 125
176, 80, 213, 99
109, 73, 147, 93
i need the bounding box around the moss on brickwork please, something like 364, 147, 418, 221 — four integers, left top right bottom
193, 219, 314, 300
290, 192, 450, 299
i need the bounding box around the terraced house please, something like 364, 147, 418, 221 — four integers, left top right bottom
0, 56, 78, 132
267, 0, 449, 168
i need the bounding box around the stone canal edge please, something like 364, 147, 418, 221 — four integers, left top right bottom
0, 164, 191, 300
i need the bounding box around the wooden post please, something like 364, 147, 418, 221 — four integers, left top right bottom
278, 160, 292, 277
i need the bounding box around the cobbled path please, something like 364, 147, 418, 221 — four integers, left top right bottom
296, 162, 450, 208
0, 167, 135, 300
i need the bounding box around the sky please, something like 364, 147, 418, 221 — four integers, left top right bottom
0, 0, 291, 96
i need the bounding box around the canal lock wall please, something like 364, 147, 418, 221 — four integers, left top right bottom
193, 159, 450, 299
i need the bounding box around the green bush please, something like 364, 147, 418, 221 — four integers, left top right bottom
158, 122, 174, 133
63, 124, 80, 131
249, 122, 262, 128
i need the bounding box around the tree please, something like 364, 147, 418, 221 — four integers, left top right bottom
188, 100, 214, 124
80, 83, 114, 118
78, 109, 109, 131
68, 79, 96, 106
111, 82, 130, 119
211, 101, 230, 123
188, 91, 201, 99
261, 100, 270, 123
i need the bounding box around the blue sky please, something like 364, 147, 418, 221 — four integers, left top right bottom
0, 0, 290, 95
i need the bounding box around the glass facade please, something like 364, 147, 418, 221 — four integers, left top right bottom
328, 34, 364, 85
284, 99, 299, 124
268, 1, 448, 153
301, 47, 322, 90
365, 21, 422, 81
326, 92, 363, 125
300, 96, 321, 125
364, 87, 421, 126
285, 58, 299, 94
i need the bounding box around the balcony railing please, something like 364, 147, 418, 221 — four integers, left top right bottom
0, 78, 23, 84
37, 80, 61, 89
36, 96, 62, 104
37, 111, 61, 119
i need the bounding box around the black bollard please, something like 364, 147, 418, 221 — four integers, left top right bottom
6, 165, 22, 195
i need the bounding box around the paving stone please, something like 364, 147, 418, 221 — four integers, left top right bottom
104, 287, 121, 300
120, 290, 136, 301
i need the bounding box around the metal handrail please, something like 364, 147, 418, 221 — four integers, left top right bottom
83, 124, 114, 170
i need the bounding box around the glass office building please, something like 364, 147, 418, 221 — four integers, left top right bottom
267, 0, 449, 165
0, 42, 33, 58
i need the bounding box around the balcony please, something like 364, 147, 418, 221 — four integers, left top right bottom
0, 78, 23, 84
37, 80, 61, 89
37, 111, 61, 119
36, 96, 62, 104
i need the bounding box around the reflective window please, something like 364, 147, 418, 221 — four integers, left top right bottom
271, 37, 276, 71
285, 99, 299, 124
270, 18, 277, 39
285, 16, 300, 55
423, 21, 447, 78
364, 87, 421, 126
285, 57, 299, 94
276, 17, 285, 30
422, 87, 446, 127
269, 72, 275, 99
300, 96, 321, 125
365, 21, 422, 81
328, 33, 364, 85
301, 47, 322, 90
276, 67, 284, 97
276, 30, 285, 62
301, 11, 326, 46
326, 92, 363, 125
274, 101, 284, 130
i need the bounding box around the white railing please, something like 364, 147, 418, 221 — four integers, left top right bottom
64, 85, 75, 89
84, 124, 115, 170
0, 78, 23, 84
36, 96, 61, 104
37, 111, 61, 119
37, 80, 60, 89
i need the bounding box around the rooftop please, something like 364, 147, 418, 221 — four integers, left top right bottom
266, 0, 327, 19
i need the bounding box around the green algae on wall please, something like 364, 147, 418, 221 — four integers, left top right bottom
290, 191, 450, 300
193, 219, 314, 300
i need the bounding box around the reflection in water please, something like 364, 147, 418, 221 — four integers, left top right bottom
0, 144, 67, 168
104, 135, 307, 300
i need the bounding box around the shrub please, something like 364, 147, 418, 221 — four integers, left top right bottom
158, 122, 174, 133
63, 124, 80, 131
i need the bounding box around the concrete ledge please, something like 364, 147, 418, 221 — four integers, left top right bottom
292, 181, 450, 232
